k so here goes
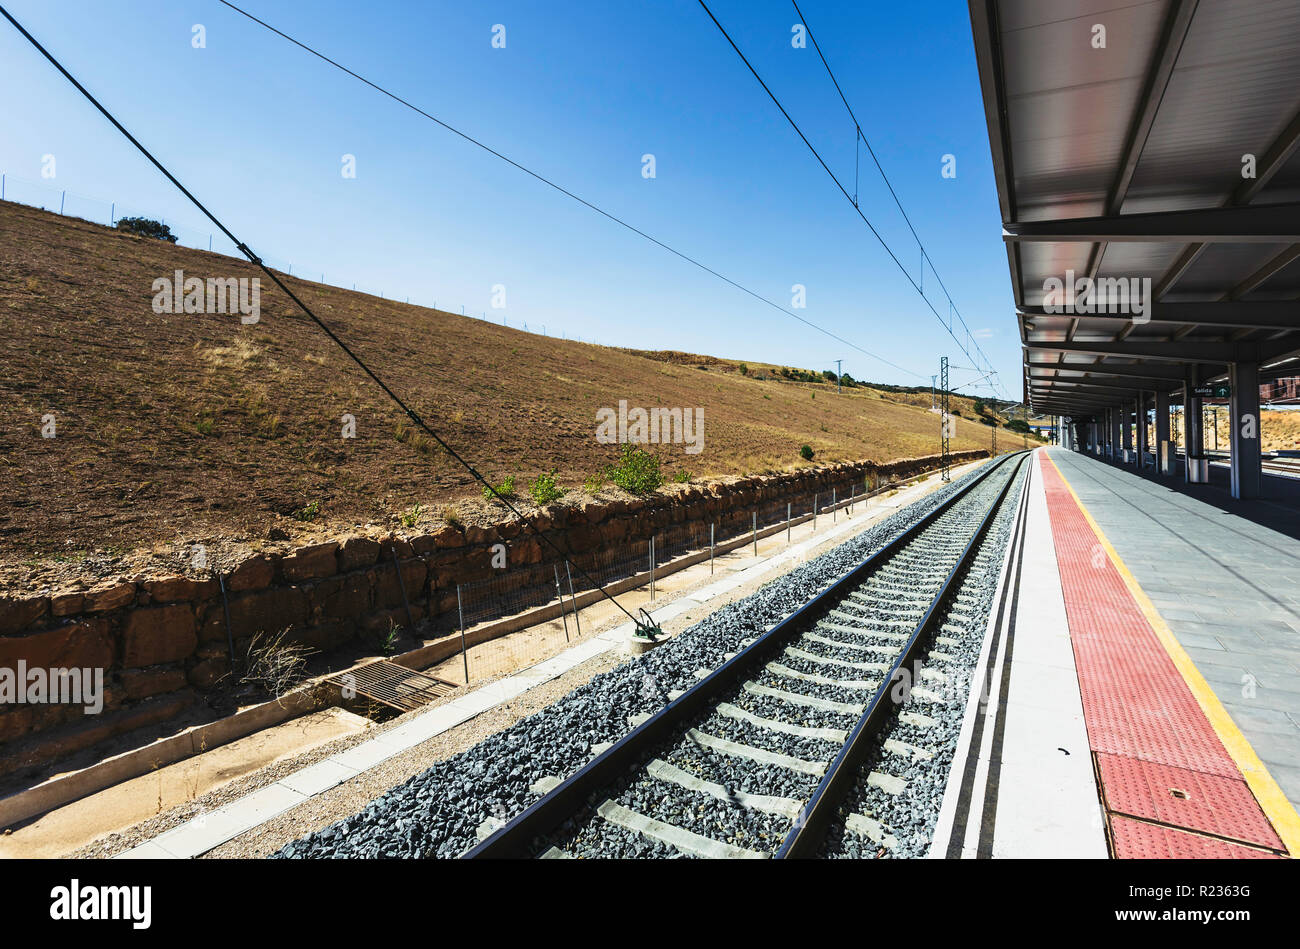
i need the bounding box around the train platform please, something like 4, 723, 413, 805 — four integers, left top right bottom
935, 447, 1300, 859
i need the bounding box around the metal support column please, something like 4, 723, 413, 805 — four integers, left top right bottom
1229, 361, 1261, 500
1155, 389, 1171, 475
1135, 392, 1148, 468
1184, 368, 1206, 483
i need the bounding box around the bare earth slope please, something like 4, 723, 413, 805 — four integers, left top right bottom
0, 200, 997, 575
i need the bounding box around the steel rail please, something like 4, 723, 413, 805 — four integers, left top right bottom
777, 450, 1029, 857
466, 450, 1028, 858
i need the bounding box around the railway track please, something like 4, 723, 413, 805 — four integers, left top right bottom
466, 450, 1030, 859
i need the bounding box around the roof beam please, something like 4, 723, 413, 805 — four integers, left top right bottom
1085, 2, 1200, 285
1153, 107, 1300, 297
1025, 339, 1251, 363
1018, 301, 1300, 331
1040, 377, 1147, 394
1004, 203, 1300, 243
1226, 244, 1300, 299
1027, 361, 1189, 383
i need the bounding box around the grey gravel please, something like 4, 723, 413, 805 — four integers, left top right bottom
277, 458, 1015, 859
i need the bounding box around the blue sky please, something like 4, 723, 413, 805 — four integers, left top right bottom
1, 0, 1017, 397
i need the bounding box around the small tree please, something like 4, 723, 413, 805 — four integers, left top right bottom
800, 444, 814, 461
529, 470, 564, 504
607, 444, 662, 494
115, 216, 178, 243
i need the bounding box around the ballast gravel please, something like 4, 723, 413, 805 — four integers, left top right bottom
277, 461, 998, 859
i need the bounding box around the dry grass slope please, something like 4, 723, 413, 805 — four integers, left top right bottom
0, 200, 1005, 572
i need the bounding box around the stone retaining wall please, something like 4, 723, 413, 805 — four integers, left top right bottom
0, 450, 985, 754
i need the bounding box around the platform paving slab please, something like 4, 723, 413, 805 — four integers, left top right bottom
1049, 449, 1300, 815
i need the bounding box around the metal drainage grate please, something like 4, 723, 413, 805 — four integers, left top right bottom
327, 660, 458, 713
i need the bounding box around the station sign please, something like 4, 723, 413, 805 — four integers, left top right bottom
1192, 383, 1230, 398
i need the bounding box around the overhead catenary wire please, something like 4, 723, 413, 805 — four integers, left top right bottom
0, 3, 654, 630
789, 0, 1004, 403
699, 0, 1003, 393
214, 0, 924, 382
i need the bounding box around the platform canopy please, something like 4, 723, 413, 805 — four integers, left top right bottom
968, 0, 1300, 418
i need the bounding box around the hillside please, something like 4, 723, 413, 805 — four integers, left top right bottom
0, 200, 1000, 582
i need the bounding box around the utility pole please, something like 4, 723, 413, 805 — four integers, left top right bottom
931, 375, 936, 410
835, 359, 842, 394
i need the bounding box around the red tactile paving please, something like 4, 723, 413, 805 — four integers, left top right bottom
1110, 817, 1282, 859
1037, 452, 1286, 858
1097, 754, 1283, 850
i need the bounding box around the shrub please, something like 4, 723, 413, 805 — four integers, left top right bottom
400, 503, 424, 527
481, 475, 516, 502
738, 363, 748, 376
800, 444, 814, 461
583, 473, 605, 494
607, 444, 662, 494
292, 500, 321, 522
1006, 418, 1031, 434
115, 216, 177, 243
974, 399, 986, 416
238, 629, 314, 699
673, 469, 692, 483
530, 470, 564, 505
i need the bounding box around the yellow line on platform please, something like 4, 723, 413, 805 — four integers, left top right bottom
1041, 448, 1300, 856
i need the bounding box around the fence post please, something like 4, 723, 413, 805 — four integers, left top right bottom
456, 583, 469, 684
2, 174, 5, 200
813, 493, 819, 531
60, 190, 65, 215
649, 537, 655, 601
109, 201, 113, 225
565, 562, 582, 637
849, 484, 854, 515
833, 487, 837, 523
787, 503, 792, 543
391, 546, 414, 630
553, 564, 571, 643
752, 512, 758, 556
710, 522, 715, 575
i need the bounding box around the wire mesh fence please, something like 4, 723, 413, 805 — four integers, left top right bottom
437, 468, 933, 685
